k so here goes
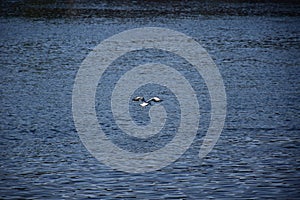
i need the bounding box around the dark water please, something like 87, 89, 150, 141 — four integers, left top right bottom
1, 1, 300, 199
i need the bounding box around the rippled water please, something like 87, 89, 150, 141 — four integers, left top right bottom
1, 1, 300, 199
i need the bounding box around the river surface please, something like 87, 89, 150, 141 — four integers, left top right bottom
1, 1, 300, 199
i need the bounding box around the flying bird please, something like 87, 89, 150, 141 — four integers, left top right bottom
132, 96, 162, 107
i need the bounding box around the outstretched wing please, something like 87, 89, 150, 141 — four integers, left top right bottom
147, 97, 162, 102
133, 96, 144, 101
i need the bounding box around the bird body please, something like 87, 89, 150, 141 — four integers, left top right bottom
140, 102, 149, 107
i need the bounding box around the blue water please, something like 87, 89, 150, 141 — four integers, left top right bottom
1, 1, 300, 199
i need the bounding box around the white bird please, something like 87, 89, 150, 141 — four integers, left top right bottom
132, 96, 162, 107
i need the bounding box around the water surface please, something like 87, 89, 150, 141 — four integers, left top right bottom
1, 1, 300, 199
